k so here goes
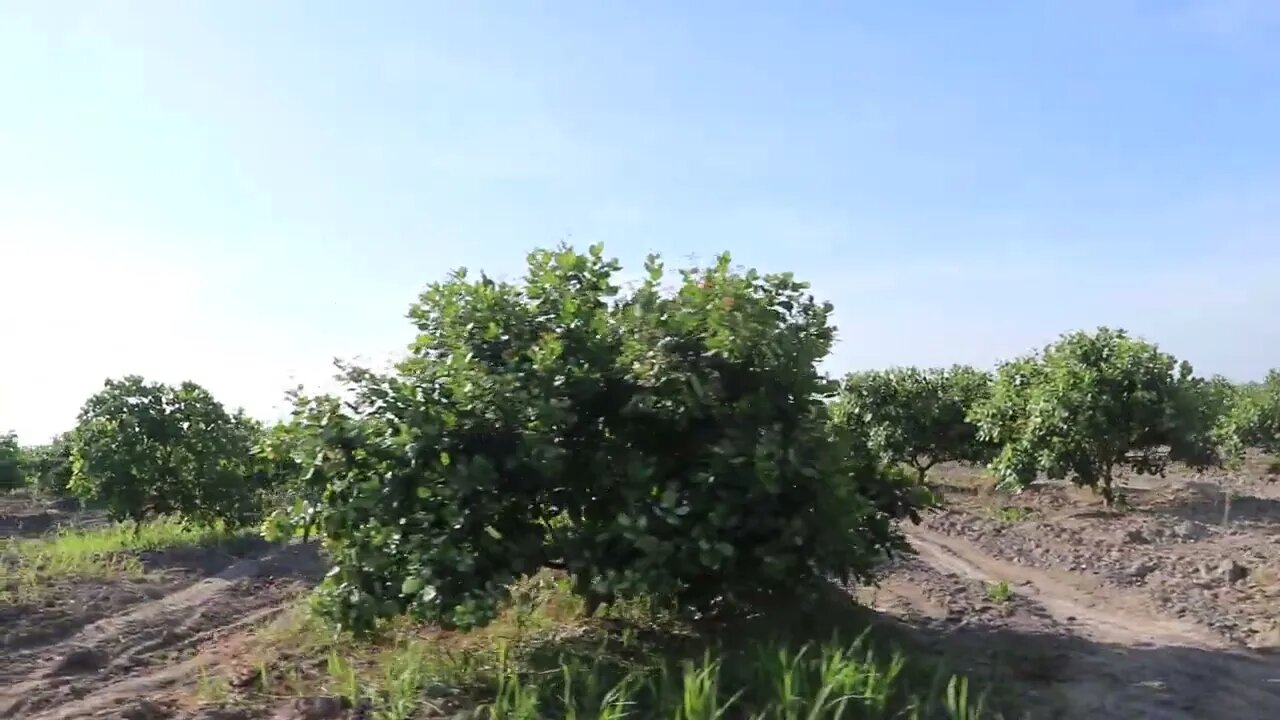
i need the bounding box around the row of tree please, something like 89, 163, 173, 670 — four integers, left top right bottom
836, 335, 1280, 505
0, 431, 72, 496
4, 244, 1278, 635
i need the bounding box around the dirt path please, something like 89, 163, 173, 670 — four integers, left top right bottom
887, 525, 1280, 719
0, 545, 320, 720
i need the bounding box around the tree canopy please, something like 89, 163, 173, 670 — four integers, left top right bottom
832, 365, 993, 484
69, 376, 263, 526
971, 327, 1222, 505
272, 245, 925, 633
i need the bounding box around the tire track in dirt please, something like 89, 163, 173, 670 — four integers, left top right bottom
903, 525, 1280, 719
0, 544, 320, 720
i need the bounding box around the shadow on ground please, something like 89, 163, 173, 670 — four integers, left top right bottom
139, 536, 327, 581
506, 582, 1280, 720
1131, 483, 1280, 529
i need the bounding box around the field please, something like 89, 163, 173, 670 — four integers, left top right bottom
3, 457, 1278, 719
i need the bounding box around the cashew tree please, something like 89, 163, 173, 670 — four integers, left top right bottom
274, 245, 926, 634
70, 376, 262, 527
971, 327, 1222, 506
832, 365, 994, 485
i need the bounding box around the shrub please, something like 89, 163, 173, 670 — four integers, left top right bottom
69, 376, 262, 527
276, 245, 925, 634
23, 433, 75, 496
832, 365, 994, 485
1226, 370, 1280, 457
971, 327, 1222, 506
0, 431, 24, 492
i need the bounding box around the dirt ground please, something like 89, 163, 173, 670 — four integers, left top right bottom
0, 498, 324, 720
2, 457, 1279, 719
857, 455, 1280, 719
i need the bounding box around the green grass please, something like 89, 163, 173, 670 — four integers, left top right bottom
0, 516, 249, 604
212, 574, 1003, 719
984, 582, 1012, 605
987, 506, 1032, 523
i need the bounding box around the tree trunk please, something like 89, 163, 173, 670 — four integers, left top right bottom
1100, 473, 1116, 508
1221, 482, 1233, 526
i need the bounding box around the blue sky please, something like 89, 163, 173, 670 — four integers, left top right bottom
3, 1, 1279, 442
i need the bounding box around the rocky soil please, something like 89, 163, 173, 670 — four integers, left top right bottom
920, 461, 1280, 651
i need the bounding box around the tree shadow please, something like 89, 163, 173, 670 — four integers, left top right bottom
138, 536, 327, 582
0, 510, 61, 538
1130, 482, 1280, 529
508, 581, 1280, 719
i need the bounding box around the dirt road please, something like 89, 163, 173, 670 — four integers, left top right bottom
890, 526, 1280, 719
856, 462, 1280, 719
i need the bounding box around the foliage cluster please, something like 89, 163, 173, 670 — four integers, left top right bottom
0, 431, 23, 492
970, 327, 1227, 505
68, 375, 265, 527
1224, 370, 1280, 456
267, 245, 925, 633
23, 433, 75, 496
832, 365, 993, 485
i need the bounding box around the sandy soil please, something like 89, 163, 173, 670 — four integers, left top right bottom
0, 499, 322, 720
2, 460, 1278, 719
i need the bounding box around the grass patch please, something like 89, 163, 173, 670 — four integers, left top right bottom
212, 573, 1006, 719
984, 582, 1013, 605
987, 506, 1033, 524
0, 516, 250, 604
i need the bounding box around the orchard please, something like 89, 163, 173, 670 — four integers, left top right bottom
5, 246, 1275, 625
832, 365, 994, 486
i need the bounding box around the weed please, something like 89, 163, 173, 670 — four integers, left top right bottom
221, 574, 1000, 719
0, 517, 249, 604
990, 506, 1032, 523
195, 663, 232, 704
985, 582, 1013, 605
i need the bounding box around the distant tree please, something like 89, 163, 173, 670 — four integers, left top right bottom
255, 388, 334, 542
23, 432, 75, 496
69, 376, 261, 526
273, 245, 925, 634
831, 365, 994, 485
1224, 370, 1280, 457
971, 328, 1222, 506
0, 431, 25, 492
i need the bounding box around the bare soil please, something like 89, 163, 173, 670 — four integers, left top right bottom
0, 500, 323, 720
857, 457, 1280, 719
2, 459, 1278, 719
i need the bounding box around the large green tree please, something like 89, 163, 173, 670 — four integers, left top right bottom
832, 365, 994, 485
70, 376, 262, 526
972, 327, 1222, 506
274, 245, 924, 634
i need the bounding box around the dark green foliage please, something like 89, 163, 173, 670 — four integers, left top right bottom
69, 376, 262, 526
276, 245, 924, 634
832, 365, 994, 484
23, 433, 75, 496
0, 431, 25, 492
971, 327, 1223, 506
